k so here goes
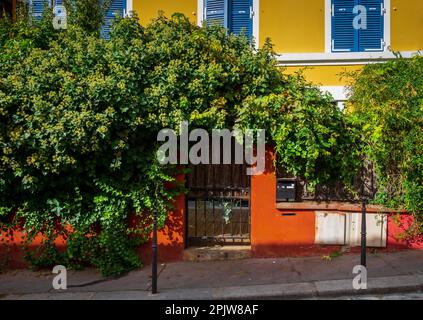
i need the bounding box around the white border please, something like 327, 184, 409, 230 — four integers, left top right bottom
126, 0, 133, 16
197, 0, 204, 26
252, 0, 259, 49
324, 0, 391, 53
384, 0, 391, 51
197, 0, 259, 48
324, 0, 332, 53
320, 86, 348, 101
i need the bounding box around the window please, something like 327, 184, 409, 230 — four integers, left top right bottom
30, 0, 51, 21
101, 0, 127, 39
204, 0, 253, 40
331, 0, 385, 52
29, 0, 127, 39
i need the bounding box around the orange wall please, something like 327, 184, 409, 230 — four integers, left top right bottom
138, 174, 186, 264
250, 148, 316, 257
1, 176, 186, 269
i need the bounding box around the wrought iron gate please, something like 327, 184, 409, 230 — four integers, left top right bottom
186, 162, 251, 247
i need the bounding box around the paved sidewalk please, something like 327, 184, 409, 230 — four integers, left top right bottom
0, 250, 422, 300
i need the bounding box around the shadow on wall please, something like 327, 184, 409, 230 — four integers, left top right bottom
138, 173, 186, 265
0, 226, 68, 269
251, 243, 343, 258
0, 174, 187, 270
137, 195, 186, 265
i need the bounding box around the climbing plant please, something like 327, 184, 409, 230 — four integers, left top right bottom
0, 6, 360, 275
346, 55, 423, 234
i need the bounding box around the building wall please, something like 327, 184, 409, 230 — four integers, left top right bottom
1, 175, 186, 269
250, 147, 330, 257
259, 0, 325, 53
391, 0, 423, 51
260, 0, 423, 86
284, 65, 363, 86
131, 0, 423, 52
259, 0, 423, 54
249, 147, 422, 257
133, 0, 197, 25
131, 0, 423, 87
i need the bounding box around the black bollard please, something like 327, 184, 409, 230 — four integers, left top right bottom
360, 197, 367, 267
152, 209, 158, 294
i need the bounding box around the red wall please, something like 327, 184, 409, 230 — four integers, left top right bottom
387, 214, 423, 249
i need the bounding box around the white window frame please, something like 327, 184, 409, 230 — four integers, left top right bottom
275, 0, 422, 66
198, 0, 260, 49
126, 0, 133, 17
324, 0, 391, 54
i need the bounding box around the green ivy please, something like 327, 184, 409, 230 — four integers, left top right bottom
346, 55, 423, 234
0, 7, 361, 275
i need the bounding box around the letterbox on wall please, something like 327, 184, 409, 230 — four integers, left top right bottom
276, 178, 296, 202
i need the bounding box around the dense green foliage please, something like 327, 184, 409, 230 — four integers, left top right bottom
236, 75, 360, 187
0, 5, 360, 275
347, 55, 423, 232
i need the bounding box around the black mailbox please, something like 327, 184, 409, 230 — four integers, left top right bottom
276, 178, 296, 202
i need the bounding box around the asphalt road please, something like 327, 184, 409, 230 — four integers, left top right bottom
315, 291, 423, 300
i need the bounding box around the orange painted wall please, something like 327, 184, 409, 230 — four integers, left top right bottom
250, 148, 317, 257
1, 176, 186, 269
138, 175, 186, 264
0, 226, 68, 269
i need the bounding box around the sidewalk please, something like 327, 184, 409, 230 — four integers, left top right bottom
0, 250, 422, 300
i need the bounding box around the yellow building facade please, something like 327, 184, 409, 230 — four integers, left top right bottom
128, 0, 423, 103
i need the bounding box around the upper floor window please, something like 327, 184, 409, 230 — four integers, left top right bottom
30, 0, 53, 21
331, 0, 385, 52
101, 0, 127, 39
204, 0, 253, 40
29, 0, 126, 39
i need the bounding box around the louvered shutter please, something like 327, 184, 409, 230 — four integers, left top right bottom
358, 0, 384, 51
31, 0, 51, 21
230, 0, 252, 39
101, 0, 126, 39
205, 0, 228, 28
331, 0, 358, 52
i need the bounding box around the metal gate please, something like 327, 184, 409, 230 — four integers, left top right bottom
186, 162, 251, 247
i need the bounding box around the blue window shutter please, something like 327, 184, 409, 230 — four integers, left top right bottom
358, 0, 384, 51
331, 0, 358, 52
229, 0, 253, 39
31, 0, 51, 21
205, 0, 228, 28
101, 0, 126, 39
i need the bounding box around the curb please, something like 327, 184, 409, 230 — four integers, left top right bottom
214, 274, 423, 300
2, 274, 422, 300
